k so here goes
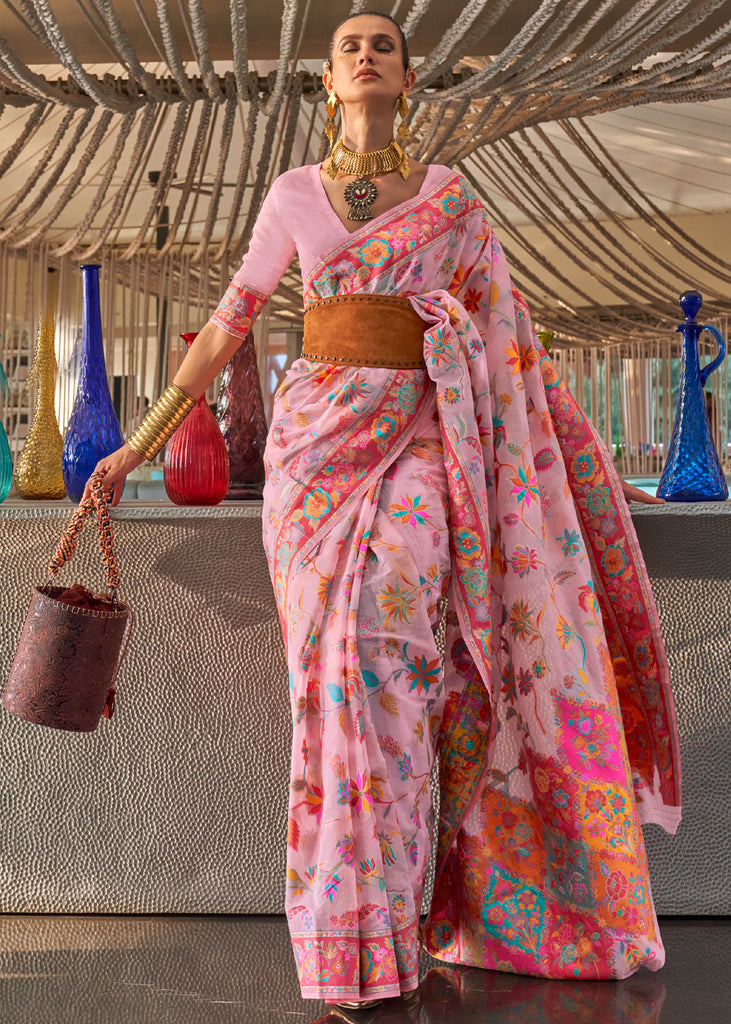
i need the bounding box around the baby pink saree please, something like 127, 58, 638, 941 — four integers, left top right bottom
212, 166, 681, 1002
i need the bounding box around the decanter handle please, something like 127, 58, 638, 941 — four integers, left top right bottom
699, 324, 726, 386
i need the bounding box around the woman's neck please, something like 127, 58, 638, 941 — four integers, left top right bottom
339, 105, 395, 153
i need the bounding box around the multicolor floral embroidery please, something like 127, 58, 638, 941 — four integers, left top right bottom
210, 278, 267, 339
305, 174, 485, 305
539, 345, 680, 814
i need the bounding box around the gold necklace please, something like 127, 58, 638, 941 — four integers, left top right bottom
327, 138, 410, 221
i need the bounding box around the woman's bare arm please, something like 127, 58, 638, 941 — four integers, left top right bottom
169, 319, 243, 399
82, 321, 244, 504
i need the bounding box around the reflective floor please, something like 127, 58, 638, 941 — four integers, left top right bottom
0, 915, 727, 1023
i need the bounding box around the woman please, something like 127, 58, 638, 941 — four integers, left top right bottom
89, 10, 680, 1011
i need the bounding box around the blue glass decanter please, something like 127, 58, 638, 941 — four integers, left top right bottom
62, 265, 124, 502
0, 359, 12, 503
657, 290, 728, 502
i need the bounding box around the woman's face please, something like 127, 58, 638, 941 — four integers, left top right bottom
326, 14, 411, 107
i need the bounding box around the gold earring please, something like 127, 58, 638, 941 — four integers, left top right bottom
325, 88, 339, 152
322, 60, 340, 161
396, 64, 415, 168
397, 91, 410, 144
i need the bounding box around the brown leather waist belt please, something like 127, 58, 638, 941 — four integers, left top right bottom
302, 294, 424, 368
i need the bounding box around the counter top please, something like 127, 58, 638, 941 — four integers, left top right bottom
0, 496, 728, 519
0, 498, 266, 519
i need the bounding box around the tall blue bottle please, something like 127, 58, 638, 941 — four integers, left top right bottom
62, 265, 124, 502
657, 290, 728, 502
0, 359, 12, 503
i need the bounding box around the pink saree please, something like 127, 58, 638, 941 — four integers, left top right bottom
212, 166, 681, 1001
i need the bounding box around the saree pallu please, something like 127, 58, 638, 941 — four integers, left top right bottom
260, 173, 681, 1001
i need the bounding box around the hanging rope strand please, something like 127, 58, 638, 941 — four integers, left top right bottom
13, 108, 116, 249
188, 0, 224, 102
191, 72, 239, 265
498, 135, 684, 313
77, 103, 159, 262
154, 0, 197, 102
154, 99, 214, 257
415, 0, 509, 84
174, 102, 220, 254
568, 118, 731, 283
229, 0, 249, 103
212, 78, 259, 264
0, 103, 49, 179
90, 0, 172, 104
520, 125, 704, 294
120, 101, 190, 259
0, 107, 87, 228
33, 0, 140, 111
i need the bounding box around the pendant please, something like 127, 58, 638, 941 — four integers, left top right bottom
343, 176, 378, 221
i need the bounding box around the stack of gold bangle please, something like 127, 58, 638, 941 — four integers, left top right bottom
126, 383, 196, 461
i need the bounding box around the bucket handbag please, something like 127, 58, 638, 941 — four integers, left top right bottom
3, 472, 133, 732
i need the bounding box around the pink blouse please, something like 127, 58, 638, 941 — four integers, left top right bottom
210, 162, 450, 340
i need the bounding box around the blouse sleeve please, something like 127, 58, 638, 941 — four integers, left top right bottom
210, 177, 296, 340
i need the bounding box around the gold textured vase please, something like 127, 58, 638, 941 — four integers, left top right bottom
14, 289, 66, 500
535, 329, 554, 353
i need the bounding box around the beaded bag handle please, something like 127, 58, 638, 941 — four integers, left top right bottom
49, 472, 121, 591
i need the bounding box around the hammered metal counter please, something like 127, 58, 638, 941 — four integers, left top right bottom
0, 499, 728, 915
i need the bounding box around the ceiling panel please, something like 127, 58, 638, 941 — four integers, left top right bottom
2, 0, 728, 63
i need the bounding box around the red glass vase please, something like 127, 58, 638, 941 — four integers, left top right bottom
164, 333, 229, 506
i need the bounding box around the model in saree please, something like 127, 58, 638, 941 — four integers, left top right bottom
89, 10, 681, 1012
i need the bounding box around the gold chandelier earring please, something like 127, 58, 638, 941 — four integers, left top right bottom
394, 90, 411, 180
393, 62, 414, 179
322, 60, 339, 167
325, 89, 339, 151
397, 91, 410, 144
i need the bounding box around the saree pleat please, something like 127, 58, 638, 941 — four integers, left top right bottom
266, 369, 444, 998
257, 170, 681, 999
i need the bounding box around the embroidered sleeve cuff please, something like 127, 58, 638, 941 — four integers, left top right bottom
210, 279, 268, 340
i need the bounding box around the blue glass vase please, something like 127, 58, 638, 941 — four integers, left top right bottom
0, 360, 11, 503
62, 265, 124, 503
657, 290, 728, 502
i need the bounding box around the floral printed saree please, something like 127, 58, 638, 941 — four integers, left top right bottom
212, 165, 681, 1002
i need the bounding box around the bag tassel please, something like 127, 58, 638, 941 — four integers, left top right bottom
103, 686, 116, 719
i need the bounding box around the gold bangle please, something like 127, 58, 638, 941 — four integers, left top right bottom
126, 383, 197, 461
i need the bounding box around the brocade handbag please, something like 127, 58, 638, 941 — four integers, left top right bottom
3, 473, 133, 732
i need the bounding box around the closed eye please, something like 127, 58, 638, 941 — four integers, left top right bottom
338, 33, 398, 53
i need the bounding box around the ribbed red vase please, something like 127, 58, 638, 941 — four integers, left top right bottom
164, 333, 229, 506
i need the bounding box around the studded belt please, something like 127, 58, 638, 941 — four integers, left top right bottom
302, 294, 425, 369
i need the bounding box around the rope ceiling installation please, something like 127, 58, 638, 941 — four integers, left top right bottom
0, 0, 729, 349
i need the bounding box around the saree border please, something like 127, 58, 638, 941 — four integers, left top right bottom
305, 172, 486, 306
539, 345, 681, 815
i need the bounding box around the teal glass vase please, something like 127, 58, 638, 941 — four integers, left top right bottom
0, 360, 11, 503
62, 265, 124, 503
657, 290, 728, 502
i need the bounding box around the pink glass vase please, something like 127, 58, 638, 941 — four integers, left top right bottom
164, 333, 229, 505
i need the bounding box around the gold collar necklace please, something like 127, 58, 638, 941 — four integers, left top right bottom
327, 138, 410, 221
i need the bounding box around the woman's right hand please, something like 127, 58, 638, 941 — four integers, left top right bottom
82, 444, 145, 506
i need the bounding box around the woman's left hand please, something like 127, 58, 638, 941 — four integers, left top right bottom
619, 477, 665, 505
